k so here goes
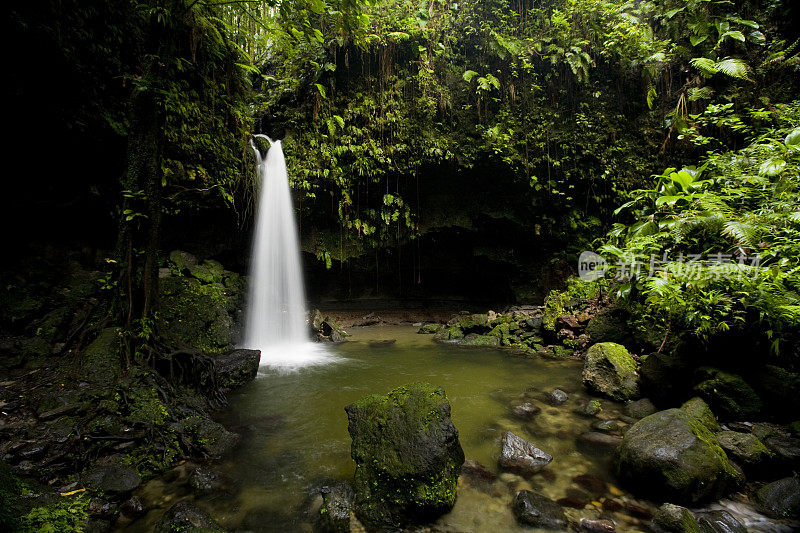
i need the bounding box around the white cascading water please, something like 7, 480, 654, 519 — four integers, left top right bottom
244, 135, 331, 369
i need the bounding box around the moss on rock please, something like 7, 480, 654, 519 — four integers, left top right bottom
345, 382, 464, 530
693, 368, 762, 420
681, 397, 721, 433
615, 409, 743, 504
582, 342, 639, 401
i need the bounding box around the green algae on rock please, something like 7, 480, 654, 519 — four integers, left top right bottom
345, 382, 464, 530
615, 409, 743, 504
582, 342, 640, 401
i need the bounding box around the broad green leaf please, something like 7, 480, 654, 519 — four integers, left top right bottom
784, 128, 800, 147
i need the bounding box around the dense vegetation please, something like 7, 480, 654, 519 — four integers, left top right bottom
1, 0, 799, 530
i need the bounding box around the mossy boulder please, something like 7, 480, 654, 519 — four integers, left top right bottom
434, 325, 464, 342
615, 409, 743, 504
680, 397, 721, 433
653, 503, 700, 533
693, 368, 762, 420
345, 382, 464, 530
582, 342, 639, 401
716, 431, 773, 471
460, 334, 500, 347
157, 276, 241, 353
418, 323, 442, 334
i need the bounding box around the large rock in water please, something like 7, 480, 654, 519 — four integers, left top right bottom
345, 382, 465, 530
582, 342, 640, 401
615, 409, 743, 504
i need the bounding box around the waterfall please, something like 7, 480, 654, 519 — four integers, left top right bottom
243, 136, 331, 369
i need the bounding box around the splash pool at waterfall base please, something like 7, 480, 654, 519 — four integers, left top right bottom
122, 324, 755, 532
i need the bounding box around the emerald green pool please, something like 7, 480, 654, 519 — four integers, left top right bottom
128, 325, 651, 532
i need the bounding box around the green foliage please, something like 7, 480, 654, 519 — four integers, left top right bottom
20, 492, 89, 533
602, 104, 800, 352
543, 277, 606, 330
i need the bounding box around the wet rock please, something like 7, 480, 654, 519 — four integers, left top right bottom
461, 333, 501, 347
557, 487, 590, 508
573, 473, 607, 496
762, 436, 800, 469
547, 389, 569, 406
17, 443, 47, 461
82, 464, 141, 495
87, 498, 119, 520
625, 398, 656, 419
318, 484, 352, 533
577, 432, 622, 454
696, 510, 746, 533
622, 501, 652, 520
188, 467, 222, 495
214, 349, 259, 389
592, 420, 626, 434
614, 409, 743, 504
582, 342, 639, 401
511, 402, 541, 420
498, 431, 552, 477
345, 382, 464, 530
434, 325, 464, 342
154, 501, 224, 533
756, 476, 800, 519
693, 368, 762, 420
716, 431, 773, 471
602, 499, 623, 512
418, 324, 442, 334
461, 459, 496, 481
575, 400, 603, 417
538, 345, 575, 359
120, 496, 145, 519
512, 490, 567, 529
579, 518, 615, 532
182, 417, 240, 458
653, 503, 699, 533
681, 397, 721, 433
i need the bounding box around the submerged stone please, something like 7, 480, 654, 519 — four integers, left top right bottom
345, 382, 464, 530
498, 431, 552, 477
512, 490, 567, 529
154, 501, 224, 533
